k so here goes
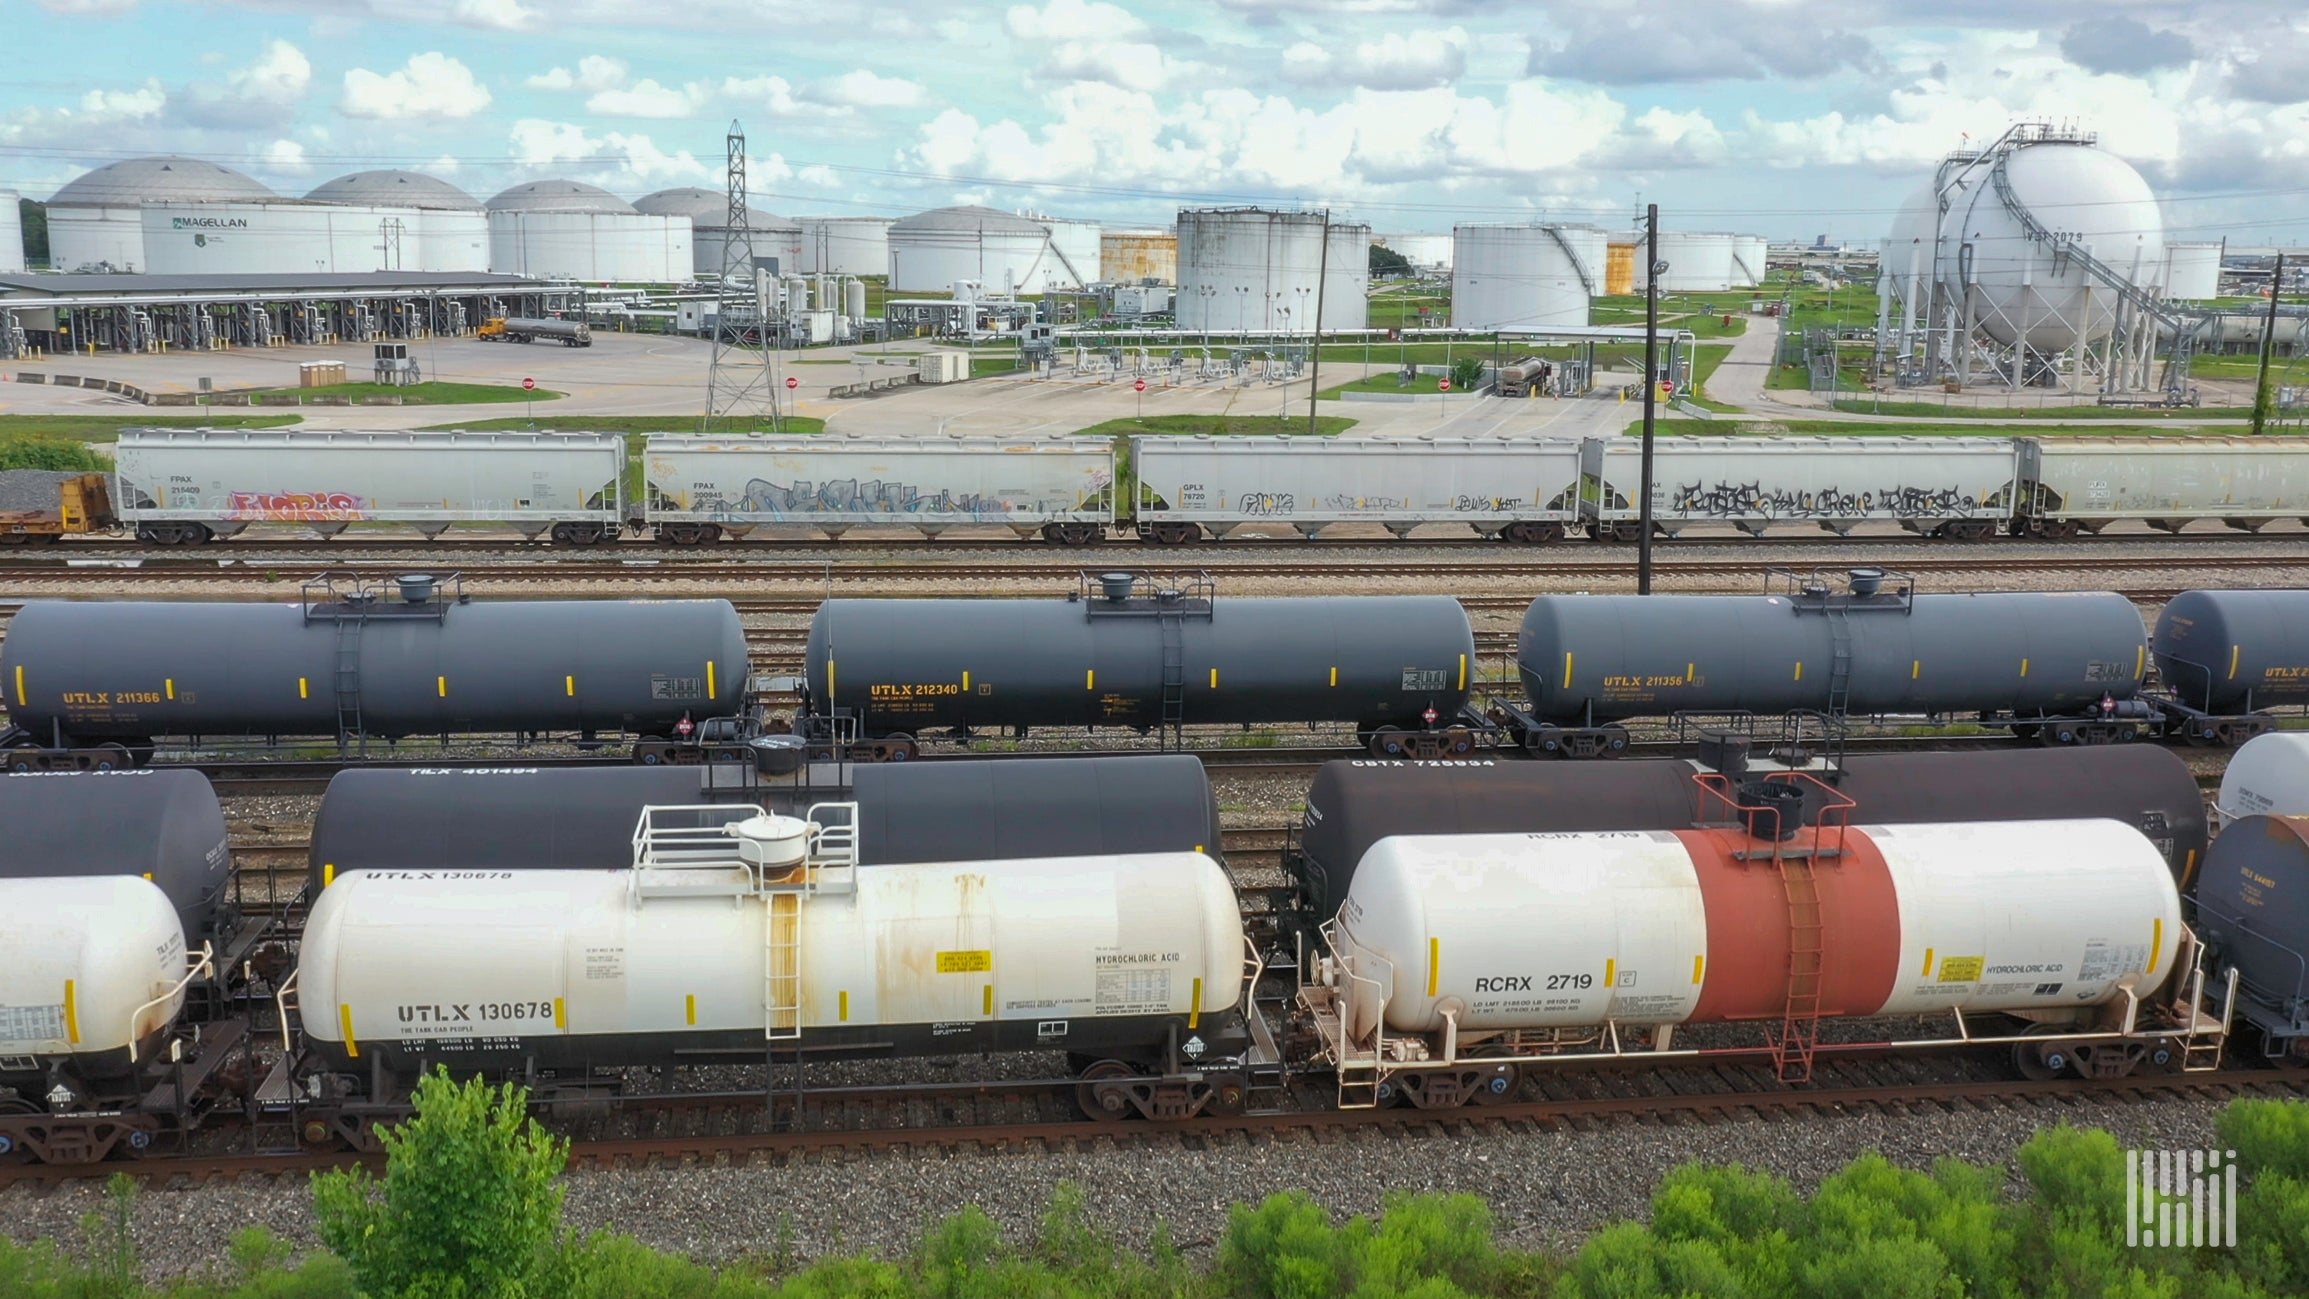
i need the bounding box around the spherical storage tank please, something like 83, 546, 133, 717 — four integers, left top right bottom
0, 189, 23, 275
306, 754, 1221, 893
1176, 208, 1369, 331
634, 187, 802, 279
2152, 589, 2309, 716
0, 770, 230, 941
1337, 819, 2179, 1038
487, 179, 691, 282
1100, 228, 1177, 283
1936, 139, 2165, 348
1451, 224, 1603, 330
807, 588, 1472, 736
887, 205, 1057, 293
1519, 590, 2150, 725
1295, 745, 2208, 922
0, 876, 189, 1088
307, 170, 488, 273
2214, 733, 2309, 828
1, 595, 749, 744
798, 216, 893, 276
47, 156, 276, 273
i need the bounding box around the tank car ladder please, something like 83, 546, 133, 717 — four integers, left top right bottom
330, 615, 367, 755
765, 893, 802, 1041
1158, 612, 1187, 748
1770, 857, 1827, 1083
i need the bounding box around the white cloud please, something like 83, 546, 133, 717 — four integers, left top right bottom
1283, 29, 1469, 90
1045, 40, 1171, 91
588, 78, 701, 118
342, 53, 493, 120
722, 75, 804, 114
229, 40, 312, 104
262, 138, 311, 175
80, 81, 167, 118
527, 55, 628, 93
813, 69, 926, 108
507, 118, 713, 186
452, 0, 539, 29
1004, 0, 1144, 41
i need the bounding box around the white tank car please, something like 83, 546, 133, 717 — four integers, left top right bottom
0, 876, 192, 1087
299, 815, 1249, 1089
2216, 733, 2309, 828
1338, 819, 2181, 1039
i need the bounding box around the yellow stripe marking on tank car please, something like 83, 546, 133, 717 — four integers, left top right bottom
63, 980, 79, 1045
437, 676, 448, 698
565, 675, 575, 697
982, 984, 994, 1015
553, 997, 566, 1029
2148, 919, 2164, 974
1562, 653, 1573, 689
165, 678, 175, 701
1329, 666, 1337, 687
1604, 958, 1616, 989
1457, 655, 1467, 690
323, 863, 335, 887
2181, 849, 2201, 892
1188, 977, 1203, 1029
1692, 955, 1705, 985
1792, 662, 1803, 682
298, 677, 308, 700
2019, 658, 2030, 678
339, 1005, 358, 1058
143, 872, 152, 880
2136, 645, 2146, 679
1210, 668, 1219, 689
1086, 669, 1095, 690
1687, 663, 1695, 682
2230, 645, 2241, 680
1427, 937, 1440, 997
685, 994, 696, 1026
1912, 660, 1921, 680
962, 671, 970, 690
839, 991, 849, 1023
1921, 947, 1935, 978
12, 665, 22, 707
707, 660, 717, 700
827, 659, 835, 696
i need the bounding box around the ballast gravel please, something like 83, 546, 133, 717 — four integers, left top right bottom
0, 1093, 2245, 1279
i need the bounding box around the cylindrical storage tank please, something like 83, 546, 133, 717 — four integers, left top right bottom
0, 190, 23, 274
1, 597, 750, 744
1605, 237, 1637, 295
1936, 139, 2166, 348
887, 206, 1054, 293
1339, 819, 2180, 1037
1450, 224, 1603, 329
299, 850, 1245, 1073
140, 200, 436, 276
46, 156, 276, 273
1101, 228, 1177, 283
843, 277, 867, 320
2153, 590, 2309, 716
306, 170, 488, 273
634, 187, 802, 279
1653, 231, 1739, 292
2217, 734, 2309, 828
1519, 591, 2149, 724
1731, 235, 1770, 287
1177, 208, 1368, 332
0, 876, 189, 1084
808, 594, 1473, 734
2160, 243, 2222, 300
486, 180, 691, 282
0, 770, 231, 940
1297, 746, 2208, 921
2195, 815, 2309, 1038
1036, 217, 1100, 290
797, 216, 893, 276
305, 754, 1221, 893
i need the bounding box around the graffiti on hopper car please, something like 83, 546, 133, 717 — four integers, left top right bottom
678, 472, 1108, 520
1452, 495, 1527, 512
1235, 492, 1296, 517
1669, 480, 1983, 521
1321, 494, 1408, 511
227, 490, 369, 522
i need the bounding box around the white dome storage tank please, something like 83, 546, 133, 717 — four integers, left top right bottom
887, 205, 1056, 293
47, 156, 275, 273
1451, 224, 1603, 330
141, 200, 439, 275
2162, 242, 2222, 301
308, 170, 487, 273
0, 189, 21, 274
1176, 208, 1369, 333
798, 216, 892, 276
1035, 216, 1100, 290
1100, 228, 1177, 283
1937, 139, 2166, 348
635, 187, 803, 279
486, 179, 691, 282
1654, 231, 1738, 293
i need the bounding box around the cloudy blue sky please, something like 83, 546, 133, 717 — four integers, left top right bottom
5, 0, 2306, 243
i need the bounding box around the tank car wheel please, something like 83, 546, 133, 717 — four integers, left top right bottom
1368, 726, 1408, 758
881, 735, 918, 762
91, 743, 132, 772
1469, 1064, 1521, 1106
6, 754, 38, 773
2016, 1035, 2074, 1081
1076, 1060, 1139, 1122
1443, 726, 1477, 757
1206, 1074, 1249, 1117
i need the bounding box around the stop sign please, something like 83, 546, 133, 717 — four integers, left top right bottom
521, 377, 535, 391
1438, 378, 1451, 392
786, 375, 799, 390
1134, 378, 1147, 392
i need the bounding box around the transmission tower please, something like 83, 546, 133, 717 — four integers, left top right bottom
704, 119, 779, 432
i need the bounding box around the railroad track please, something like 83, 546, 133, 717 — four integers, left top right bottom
11, 1058, 2299, 1188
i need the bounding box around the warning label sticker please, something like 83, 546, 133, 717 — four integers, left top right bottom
1937, 956, 1985, 983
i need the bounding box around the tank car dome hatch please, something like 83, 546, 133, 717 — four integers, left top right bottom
49, 156, 276, 207
305, 169, 480, 210
485, 179, 638, 214
633, 187, 799, 231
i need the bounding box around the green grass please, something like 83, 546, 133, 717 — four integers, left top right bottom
1316, 342, 1497, 364
1828, 399, 2254, 419
419, 416, 825, 435
971, 353, 1024, 377
1626, 417, 2190, 438
237, 381, 562, 405
0, 413, 299, 442
1073, 414, 1356, 438
1318, 372, 1459, 399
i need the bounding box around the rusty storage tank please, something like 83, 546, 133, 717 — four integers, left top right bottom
0, 769, 230, 939
2152, 590, 2309, 718
308, 754, 1221, 893
1295, 745, 2208, 921
0, 577, 751, 748
1518, 582, 2149, 726
805, 579, 1474, 736
2194, 815, 2309, 1051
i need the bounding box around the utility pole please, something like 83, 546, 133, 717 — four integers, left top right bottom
2251, 252, 2286, 437
705, 119, 779, 433
1308, 209, 1329, 435
1638, 204, 1660, 594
